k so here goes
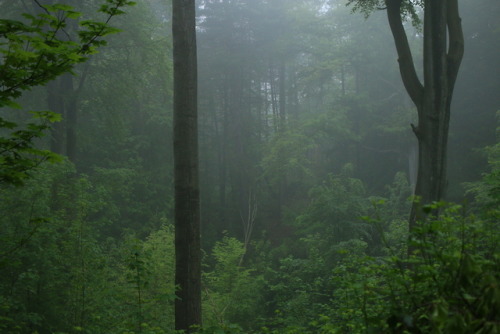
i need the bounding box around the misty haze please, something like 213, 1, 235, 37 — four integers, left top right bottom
0, 0, 498, 333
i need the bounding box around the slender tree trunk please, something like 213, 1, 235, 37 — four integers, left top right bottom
172, 0, 201, 331
278, 61, 286, 131
48, 79, 65, 154
341, 64, 346, 96
64, 73, 77, 161
40, 0, 67, 155
269, 65, 279, 133
45, 0, 81, 161
219, 85, 228, 225
385, 0, 464, 230
47, 70, 83, 161
263, 78, 270, 139
289, 67, 299, 121
63, 1, 79, 162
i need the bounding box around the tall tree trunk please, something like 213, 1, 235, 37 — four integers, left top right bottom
386, 0, 464, 230
44, 0, 81, 161
341, 64, 346, 96
289, 67, 299, 121
48, 73, 78, 160
63, 73, 77, 162
172, 0, 202, 331
278, 61, 286, 131
48, 79, 65, 154
219, 84, 229, 226
63, 1, 79, 162
411, 0, 449, 225
42, 0, 64, 154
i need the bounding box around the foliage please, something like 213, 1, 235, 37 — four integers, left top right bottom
346, 0, 423, 26
465, 112, 500, 218
203, 235, 265, 330
326, 202, 500, 333
0, 0, 135, 185
0, 161, 107, 333
75, 0, 174, 237
260, 129, 317, 189
263, 248, 338, 332
295, 165, 370, 243
259, 172, 407, 332
0, 0, 497, 333
0, 161, 177, 334
0, 110, 62, 185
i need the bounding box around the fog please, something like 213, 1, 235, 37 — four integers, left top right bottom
0, 0, 498, 332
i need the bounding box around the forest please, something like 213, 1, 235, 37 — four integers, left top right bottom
0, 0, 499, 333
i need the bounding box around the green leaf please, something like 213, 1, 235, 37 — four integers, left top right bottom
66, 11, 82, 20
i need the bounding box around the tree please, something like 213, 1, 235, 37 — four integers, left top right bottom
0, 0, 135, 185
348, 0, 464, 228
172, 0, 202, 331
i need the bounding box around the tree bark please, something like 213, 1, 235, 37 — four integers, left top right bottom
172, 0, 202, 331
386, 0, 423, 107
385, 0, 464, 230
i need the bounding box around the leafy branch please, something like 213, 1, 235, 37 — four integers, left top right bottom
0, 0, 135, 185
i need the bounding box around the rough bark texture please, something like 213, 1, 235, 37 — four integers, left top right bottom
385, 0, 464, 229
172, 0, 202, 331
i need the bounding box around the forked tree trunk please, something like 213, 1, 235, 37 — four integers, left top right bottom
172, 0, 202, 331
386, 0, 464, 230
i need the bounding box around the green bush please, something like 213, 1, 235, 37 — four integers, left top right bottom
325, 202, 499, 334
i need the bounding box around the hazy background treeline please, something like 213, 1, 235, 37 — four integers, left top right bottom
0, 0, 498, 333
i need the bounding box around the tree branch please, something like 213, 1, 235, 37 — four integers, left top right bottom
446, 0, 464, 93
385, 0, 424, 107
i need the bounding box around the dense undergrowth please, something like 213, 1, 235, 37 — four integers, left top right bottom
0, 147, 498, 333
0, 1, 498, 333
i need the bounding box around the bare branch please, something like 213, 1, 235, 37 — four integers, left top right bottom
386, 0, 424, 107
